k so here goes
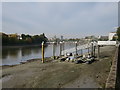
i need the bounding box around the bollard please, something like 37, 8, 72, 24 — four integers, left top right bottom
42, 41, 44, 63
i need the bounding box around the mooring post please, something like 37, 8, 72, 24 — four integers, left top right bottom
59, 41, 62, 56
93, 46, 96, 57
42, 41, 44, 63
97, 45, 100, 59
53, 42, 55, 59
75, 41, 78, 55
80, 49, 83, 56
62, 41, 65, 55
88, 47, 89, 54
91, 42, 93, 57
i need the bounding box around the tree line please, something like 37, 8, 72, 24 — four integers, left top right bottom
117, 27, 120, 41
1, 27, 120, 46
1, 33, 48, 46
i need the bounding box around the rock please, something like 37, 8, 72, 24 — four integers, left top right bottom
74, 60, 84, 64
66, 53, 73, 56
96, 75, 99, 78
60, 57, 66, 61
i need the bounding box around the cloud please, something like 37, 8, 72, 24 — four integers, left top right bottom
2, 2, 118, 38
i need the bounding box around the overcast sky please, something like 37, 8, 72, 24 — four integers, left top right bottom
2, 2, 118, 38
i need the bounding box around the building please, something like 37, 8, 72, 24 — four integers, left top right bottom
84, 35, 98, 41
61, 35, 63, 41
98, 36, 108, 41
109, 32, 116, 41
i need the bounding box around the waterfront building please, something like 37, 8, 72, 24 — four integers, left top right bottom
109, 32, 116, 41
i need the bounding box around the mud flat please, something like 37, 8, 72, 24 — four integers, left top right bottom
1, 46, 116, 88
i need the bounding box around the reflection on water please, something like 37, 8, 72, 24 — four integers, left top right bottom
2, 49, 9, 59
9, 49, 21, 59
31, 47, 41, 54
2, 43, 77, 66
2, 48, 20, 59
21, 47, 32, 56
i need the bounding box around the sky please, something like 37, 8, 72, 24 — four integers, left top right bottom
2, 1, 118, 39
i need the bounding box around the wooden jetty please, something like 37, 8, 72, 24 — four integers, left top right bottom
61, 41, 117, 59
61, 42, 97, 55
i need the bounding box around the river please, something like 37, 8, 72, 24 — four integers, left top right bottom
1, 43, 78, 66
1, 43, 90, 66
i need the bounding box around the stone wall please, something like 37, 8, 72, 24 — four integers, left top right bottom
105, 45, 119, 88
116, 45, 120, 88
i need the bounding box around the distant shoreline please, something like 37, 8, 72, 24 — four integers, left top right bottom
2, 44, 48, 49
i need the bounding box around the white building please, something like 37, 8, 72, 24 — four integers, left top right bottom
109, 32, 116, 41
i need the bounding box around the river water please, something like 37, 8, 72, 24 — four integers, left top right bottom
1, 43, 75, 66
1, 43, 89, 66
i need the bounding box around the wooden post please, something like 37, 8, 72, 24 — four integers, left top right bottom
88, 48, 89, 54
93, 46, 96, 56
97, 45, 100, 59
80, 49, 83, 55
91, 42, 93, 57
53, 42, 55, 59
75, 41, 78, 55
62, 41, 64, 55
42, 41, 44, 63
59, 42, 62, 56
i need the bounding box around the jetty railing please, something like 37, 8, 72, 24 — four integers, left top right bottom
61, 42, 97, 55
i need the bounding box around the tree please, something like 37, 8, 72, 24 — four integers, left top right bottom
117, 27, 120, 41
39, 33, 48, 43
2, 33, 9, 45
26, 38, 32, 44
2, 33, 48, 46
112, 36, 117, 41
21, 34, 26, 40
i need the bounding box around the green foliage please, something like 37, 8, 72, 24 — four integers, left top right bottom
68, 38, 80, 41
2, 33, 9, 45
21, 34, 26, 40
112, 36, 116, 41
117, 27, 120, 41
1, 33, 48, 46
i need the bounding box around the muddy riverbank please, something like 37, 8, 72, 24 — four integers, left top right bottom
1, 46, 116, 88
